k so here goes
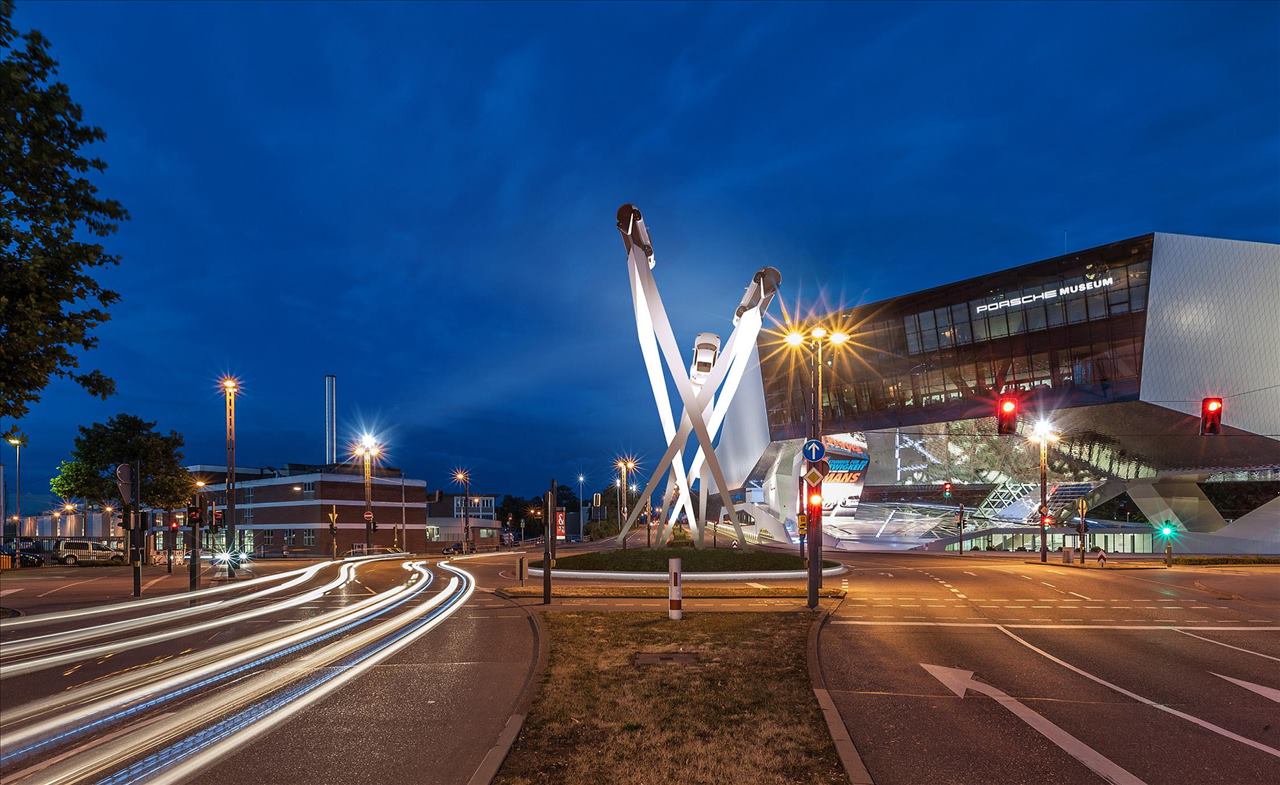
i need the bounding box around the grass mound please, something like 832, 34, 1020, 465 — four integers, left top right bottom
1172, 555, 1280, 565
533, 547, 835, 572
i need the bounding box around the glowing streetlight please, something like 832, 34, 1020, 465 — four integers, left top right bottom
785, 331, 805, 347
220, 375, 241, 576
451, 468, 472, 552
1028, 419, 1059, 563
353, 435, 383, 550
7, 436, 22, 537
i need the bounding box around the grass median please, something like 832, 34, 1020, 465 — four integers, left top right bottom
531, 546, 837, 572
495, 612, 845, 785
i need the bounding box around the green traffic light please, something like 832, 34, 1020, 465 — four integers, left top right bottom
1160, 525, 1173, 536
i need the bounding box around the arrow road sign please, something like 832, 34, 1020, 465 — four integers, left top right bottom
921, 664, 1146, 785
801, 439, 825, 462
115, 463, 134, 504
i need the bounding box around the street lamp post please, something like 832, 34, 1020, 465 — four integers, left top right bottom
785, 325, 849, 609
453, 469, 471, 553
355, 435, 382, 551
577, 474, 585, 542
7, 437, 22, 540
221, 377, 239, 577
1030, 420, 1059, 564
615, 459, 637, 546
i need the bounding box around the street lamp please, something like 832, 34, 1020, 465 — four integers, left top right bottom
220, 376, 240, 575
615, 457, 638, 545
1029, 419, 1059, 564
577, 473, 585, 542
452, 469, 471, 552
782, 322, 851, 609
62, 502, 78, 537
354, 435, 383, 551
7, 436, 22, 541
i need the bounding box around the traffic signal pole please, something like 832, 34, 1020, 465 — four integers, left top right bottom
807, 341, 824, 610
189, 493, 201, 592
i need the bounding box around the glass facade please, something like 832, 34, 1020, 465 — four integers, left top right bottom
764, 235, 1154, 439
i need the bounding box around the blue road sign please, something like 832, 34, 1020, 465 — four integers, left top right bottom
802, 439, 825, 462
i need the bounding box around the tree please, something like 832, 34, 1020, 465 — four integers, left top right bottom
1, 1, 128, 432
49, 414, 194, 511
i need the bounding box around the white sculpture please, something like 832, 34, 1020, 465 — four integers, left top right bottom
615, 204, 781, 548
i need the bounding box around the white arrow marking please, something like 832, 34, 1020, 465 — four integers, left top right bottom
921, 664, 1147, 785
1212, 673, 1280, 703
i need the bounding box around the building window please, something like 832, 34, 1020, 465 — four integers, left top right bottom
261, 530, 274, 545
302, 481, 315, 493
303, 529, 315, 546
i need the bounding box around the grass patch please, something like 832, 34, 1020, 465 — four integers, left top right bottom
1173, 555, 1280, 565
495, 612, 844, 785
498, 585, 846, 599
533, 547, 836, 573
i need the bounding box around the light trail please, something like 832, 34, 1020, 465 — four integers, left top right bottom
0, 563, 434, 767
2, 560, 347, 658
0, 561, 363, 679
11, 562, 473, 785
105, 562, 475, 785
0, 554, 397, 632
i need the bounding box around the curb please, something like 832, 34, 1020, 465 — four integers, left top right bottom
808, 610, 875, 785
465, 591, 548, 785
1021, 560, 1165, 571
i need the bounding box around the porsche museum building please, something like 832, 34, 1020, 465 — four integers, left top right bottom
712, 233, 1280, 554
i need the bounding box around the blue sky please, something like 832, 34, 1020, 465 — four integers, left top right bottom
7, 0, 1278, 507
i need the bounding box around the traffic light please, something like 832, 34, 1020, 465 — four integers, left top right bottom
187, 504, 201, 525
942, 481, 953, 499
212, 509, 223, 530
996, 396, 1019, 435
1200, 397, 1223, 435
1159, 522, 1174, 537
1040, 514, 1053, 528
169, 519, 179, 532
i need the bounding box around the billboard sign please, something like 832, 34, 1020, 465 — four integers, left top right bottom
819, 432, 869, 519
555, 507, 566, 541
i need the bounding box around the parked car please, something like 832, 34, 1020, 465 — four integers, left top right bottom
51, 539, 124, 566
839, 494, 861, 508
441, 544, 463, 555
0, 544, 42, 568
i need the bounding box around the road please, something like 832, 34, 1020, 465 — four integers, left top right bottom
0, 553, 536, 785
817, 552, 1280, 785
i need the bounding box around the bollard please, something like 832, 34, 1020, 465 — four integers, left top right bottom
669, 557, 682, 620
519, 556, 527, 587
1165, 542, 1173, 568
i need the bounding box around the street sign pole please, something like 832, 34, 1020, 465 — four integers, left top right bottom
958, 503, 965, 556
328, 506, 339, 560
543, 480, 555, 605
189, 492, 201, 592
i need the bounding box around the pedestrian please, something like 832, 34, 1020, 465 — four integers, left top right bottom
1096, 548, 1107, 567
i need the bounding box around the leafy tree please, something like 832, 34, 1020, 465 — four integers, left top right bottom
1, 1, 127, 432
49, 414, 193, 510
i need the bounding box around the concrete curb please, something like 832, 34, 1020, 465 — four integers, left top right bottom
808, 610, 875, 785
465, 591, 548, 785
526, 564, 848, 581
1021, 560, 1166, 571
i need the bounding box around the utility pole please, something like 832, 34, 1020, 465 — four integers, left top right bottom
222, 378, 238, 578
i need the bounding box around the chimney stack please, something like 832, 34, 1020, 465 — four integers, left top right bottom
324, 374, 337, 465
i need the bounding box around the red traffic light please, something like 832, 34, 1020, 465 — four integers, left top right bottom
996, 396, 1019, 435
1041, 514, 1053, 527
169, 521, 179, 531
943, 481, 953, 498
1200, 397, 1224, 435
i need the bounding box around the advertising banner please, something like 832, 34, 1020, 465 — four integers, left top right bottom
821, 432, 869, 519
555, 508, 566, 541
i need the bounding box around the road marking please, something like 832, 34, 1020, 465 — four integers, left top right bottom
964, 571, 977, 576
1212, 673, 1280, 703
1068, 591, 1092, 601
997, 626, 1280, 759
0, 588, 23, 597
747, 582, 768, 589
35, 576, 106, 598
921, 664, 1147, 785
142, 575, 170, 592
1041, 582, 1056, 588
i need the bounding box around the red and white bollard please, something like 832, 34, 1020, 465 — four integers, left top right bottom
669, 557, 682, 620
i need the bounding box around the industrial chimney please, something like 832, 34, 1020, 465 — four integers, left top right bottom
324, 374, 337, 465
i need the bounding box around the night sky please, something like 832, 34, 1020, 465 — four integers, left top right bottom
7, 1, 1278, 509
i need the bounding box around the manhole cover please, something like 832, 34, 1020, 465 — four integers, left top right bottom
634, 651, 701, 666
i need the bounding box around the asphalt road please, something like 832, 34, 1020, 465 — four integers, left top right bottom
817, 552, 1280, 785
0, 553, 537, 785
